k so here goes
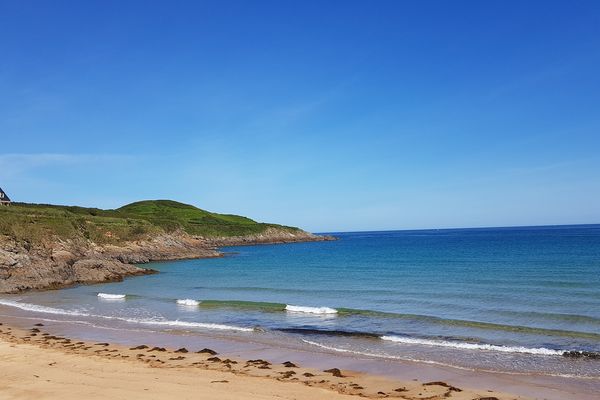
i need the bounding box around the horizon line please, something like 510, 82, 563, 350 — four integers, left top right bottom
6, 200, 599, 234
317, 222, 600, 235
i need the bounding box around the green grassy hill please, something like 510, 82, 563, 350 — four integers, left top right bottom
0, 200, 301, 244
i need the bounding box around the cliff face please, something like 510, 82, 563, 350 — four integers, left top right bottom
0, 200, 334, 293
0, 228, 331, 294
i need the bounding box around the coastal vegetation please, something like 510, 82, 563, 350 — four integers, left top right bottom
0, 200, 324, 293
0, 200, 302, 245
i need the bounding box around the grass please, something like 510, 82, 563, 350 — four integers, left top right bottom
0, 200, 301, 245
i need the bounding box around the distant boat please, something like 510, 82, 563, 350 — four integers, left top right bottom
0, 187, 11, 205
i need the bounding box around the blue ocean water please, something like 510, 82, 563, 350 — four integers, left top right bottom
2, 225, 600, 377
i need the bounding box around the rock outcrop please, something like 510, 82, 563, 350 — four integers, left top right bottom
0, 228, 332, 293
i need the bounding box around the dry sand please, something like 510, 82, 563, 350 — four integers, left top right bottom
0, 322, 529, 400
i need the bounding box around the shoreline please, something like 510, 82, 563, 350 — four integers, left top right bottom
0, 228, 334, 294
2, 231, 599, 399
0, 317, 530, 400
1, 307, 597, 400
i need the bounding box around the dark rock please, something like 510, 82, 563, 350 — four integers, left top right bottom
563, 350, 600, 359
197, 348, 218, 355
247, 359, 271, 366
130, 345, 149, 350
174, 347, 188, 353
424, 381, 463, 393
207, 357, 221, 362
282, 361, 298, 368
302, 372, 314, 377
424, 381, 452, 387
323, 368, 344, 377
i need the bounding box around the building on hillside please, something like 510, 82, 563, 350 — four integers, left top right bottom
0, 187, 11, 205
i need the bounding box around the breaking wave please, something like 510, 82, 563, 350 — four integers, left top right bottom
119, 317, 254, 332
176, 299, 201, 306
0, 299, 252, 332
0, 299, 89, 317
380, 335, 564, 356
196, 300, 339, 315
162, 298, 600, 340
285, 305, 338, 314
300, 340, 600, 379
97, 293, 126, 300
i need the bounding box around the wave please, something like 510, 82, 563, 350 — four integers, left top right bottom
118, 317, 254, 332
198, 300, 286, 311
285, 305, 338, 314
197, 300, 339, 315
176, 299, 200, 306
193, 299, 600, 340
334, 308, 600, 340
492, 310, 600, 325
3, 298, 599, 361
300, 340, 600, 380
285, 328, 574, 356
0, 299, 253, 332
97, 293, 126, 300
122, 297, 600, 340
380, 335, 563, 356
0, 299, 90, 317
5, 295, 600, 343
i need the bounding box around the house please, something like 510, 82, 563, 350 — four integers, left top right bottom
0, 187, 11, 205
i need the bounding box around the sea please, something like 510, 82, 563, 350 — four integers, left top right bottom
1, 225, 600, 382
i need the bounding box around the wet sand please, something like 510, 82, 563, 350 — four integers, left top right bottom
0, 319, 530, 400
1, 306, 598, 400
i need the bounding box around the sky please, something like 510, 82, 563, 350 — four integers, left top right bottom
1, 0, 599, 232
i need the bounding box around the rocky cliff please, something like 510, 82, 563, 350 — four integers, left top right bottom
0, 200, 333, 293
0, 227, 330, 293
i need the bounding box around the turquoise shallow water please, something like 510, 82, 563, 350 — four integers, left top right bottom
2, 225, 600, 377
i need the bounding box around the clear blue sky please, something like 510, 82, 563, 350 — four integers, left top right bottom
1, 1, 599, 232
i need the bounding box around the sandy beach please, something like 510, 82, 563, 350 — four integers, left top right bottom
3, 0, 600, 398
0, 321, 528, 400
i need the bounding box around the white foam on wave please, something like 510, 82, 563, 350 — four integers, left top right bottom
380, 335, 564, 356
176, 299, 200, 307
301, 339, 600, 380
121, 318, 254, 332
0, 299, 253, 333
303, 339, 400, 357
285, 305, 338, 314
0, 299, 90, 317
97, 293, 126, 300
